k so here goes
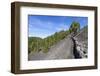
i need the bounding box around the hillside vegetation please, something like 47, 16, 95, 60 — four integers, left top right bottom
28, 30, 70, 53
28, 21, 83, 54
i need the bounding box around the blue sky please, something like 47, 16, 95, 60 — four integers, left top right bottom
28, 15, 88, 38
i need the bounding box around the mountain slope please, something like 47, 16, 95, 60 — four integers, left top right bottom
28, 26, 88, 60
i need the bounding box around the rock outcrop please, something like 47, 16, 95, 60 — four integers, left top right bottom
73, 26, 88, 58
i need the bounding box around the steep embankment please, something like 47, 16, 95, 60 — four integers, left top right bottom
28, 26, 88, 60
44, 37, 74, 60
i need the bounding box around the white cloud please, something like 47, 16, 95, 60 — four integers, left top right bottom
55, 24, 69, 32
